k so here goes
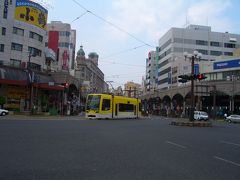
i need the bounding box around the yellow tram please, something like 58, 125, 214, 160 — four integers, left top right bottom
85, 93, 141, 119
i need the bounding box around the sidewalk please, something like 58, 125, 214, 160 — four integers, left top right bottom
0, 113, 86, 120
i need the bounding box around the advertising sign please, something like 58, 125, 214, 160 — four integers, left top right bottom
213, 59, 240, 70
15, 0, 48, 30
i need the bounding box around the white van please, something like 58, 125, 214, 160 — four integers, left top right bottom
194, 111, 209, 121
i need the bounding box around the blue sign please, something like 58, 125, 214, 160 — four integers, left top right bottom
194, 64, 199, 74
214, 59, 240, 70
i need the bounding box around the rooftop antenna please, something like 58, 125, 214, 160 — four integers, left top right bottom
183, 15, 190, 28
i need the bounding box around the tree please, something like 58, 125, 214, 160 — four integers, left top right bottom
0, 96, 6, 109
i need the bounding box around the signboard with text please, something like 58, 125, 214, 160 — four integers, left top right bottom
15, 0, 48, 30
213, 59, 240, 70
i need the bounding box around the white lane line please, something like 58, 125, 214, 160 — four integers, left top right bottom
165, 141, 187, 149
220, 140, 240, 147
214, 156, 240, 167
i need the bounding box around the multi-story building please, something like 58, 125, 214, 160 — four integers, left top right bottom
157, 24, 240, 90
47, 21, 76, 74
0, 0, 49, 70
145, 50, 158, 92
75, 46, 105, 101
124, 81, 141, 98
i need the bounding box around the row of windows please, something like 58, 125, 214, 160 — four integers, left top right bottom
1, 27, 43, 42
9, 42, 42, 56
173, 47, 233, 56
59, 31, 71, 37
0, 43, 42, 57
28, 47, 42, 57
173, 38, 239, 48
158, 58, 170, 68
159, 48, 171, 60
29, 31, 43, 42
158, 67, 171, 76
58, 42, 74, 48
158, 77, 169, 85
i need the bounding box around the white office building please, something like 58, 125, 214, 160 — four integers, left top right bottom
0, 0, 49, 70
157, 24, 240, 90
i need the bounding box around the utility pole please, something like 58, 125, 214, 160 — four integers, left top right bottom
184, 51, 202, 121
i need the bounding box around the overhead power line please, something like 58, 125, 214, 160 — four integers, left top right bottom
71, 0, 154, 48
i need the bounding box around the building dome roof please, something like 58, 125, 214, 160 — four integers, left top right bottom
77, 45, 85, 57
88, 52, 99, 59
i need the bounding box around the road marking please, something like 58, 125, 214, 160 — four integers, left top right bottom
220, 140, 240, 147
214, 156, 240, 167
165, 141, 187, 149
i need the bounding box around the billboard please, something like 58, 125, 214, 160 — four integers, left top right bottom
15, 0, 48, 30
213, 59, 240, 70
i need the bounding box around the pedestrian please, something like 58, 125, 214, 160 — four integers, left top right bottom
224, 113, 227, 120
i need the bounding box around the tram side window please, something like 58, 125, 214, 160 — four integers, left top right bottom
102, 99, 110, 111
119, 103, 134, 112
139, 103, 142, 112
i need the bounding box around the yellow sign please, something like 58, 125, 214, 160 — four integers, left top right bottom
15, 0, 48, 30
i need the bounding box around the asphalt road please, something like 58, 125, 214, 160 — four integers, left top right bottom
0, 116, 239, 180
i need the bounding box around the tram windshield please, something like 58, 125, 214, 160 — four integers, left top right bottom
86, 95, 101, 110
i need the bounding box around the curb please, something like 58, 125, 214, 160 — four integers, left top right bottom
170, 121, 212, 127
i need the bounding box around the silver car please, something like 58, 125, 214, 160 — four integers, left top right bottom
0, 108, 9, 116
226, 114, 240, 123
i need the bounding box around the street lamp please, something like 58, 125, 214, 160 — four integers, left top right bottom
184, 50, 202, 121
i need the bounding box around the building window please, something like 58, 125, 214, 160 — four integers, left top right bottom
10, 59, 21, 67
196, 40, 208, 46
3, 0, 8, 19
11, 43, 23, 51
224, 43, 235, 48
210, 41, 220, 47
59, 31, 70, 37
196, 49, 208, 55
210, 50, 222, 56
28, 46, 42, 57
0, 44, 4, 52
13, 27, 24, 36
2, 27, 6, 35
224, 52, 233, 56
29, 31, 43, 42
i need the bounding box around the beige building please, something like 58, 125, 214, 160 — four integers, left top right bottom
124, 81, 141, 98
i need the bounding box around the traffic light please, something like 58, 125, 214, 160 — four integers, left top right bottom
196, 74, 207, 81
178, 75, 191, 83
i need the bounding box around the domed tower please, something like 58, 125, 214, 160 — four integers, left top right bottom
77, 45, 85, 59
76, 45, 86, 63
88, 52, 99, 66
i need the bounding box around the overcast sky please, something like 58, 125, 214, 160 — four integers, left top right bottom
34, 0, 240, 88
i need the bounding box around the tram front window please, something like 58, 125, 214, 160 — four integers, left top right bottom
86, 95, 101, 110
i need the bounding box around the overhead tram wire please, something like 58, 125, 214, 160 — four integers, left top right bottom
99, 60, 145, 68
71, 0, 154, 48
71, 10, 90, 23
102, 44, 147, 59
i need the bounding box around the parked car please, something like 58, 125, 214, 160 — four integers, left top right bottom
194, 111, 209, 121
225, 114, 240, 123
0, 108, 9, 116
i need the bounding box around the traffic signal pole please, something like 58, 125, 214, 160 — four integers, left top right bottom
190, 56, 195, 122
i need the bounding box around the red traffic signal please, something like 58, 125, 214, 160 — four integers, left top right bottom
197, 74, 207, 80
